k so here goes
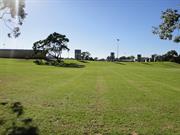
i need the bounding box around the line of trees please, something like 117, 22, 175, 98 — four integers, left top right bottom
153, 50, 180, 63
107, 56, 135, 62
105, 50, 180, 63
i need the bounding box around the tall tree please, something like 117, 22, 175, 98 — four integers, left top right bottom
153, 9, 180, 43
33, 32, 70, 62
0, 0, 27, 38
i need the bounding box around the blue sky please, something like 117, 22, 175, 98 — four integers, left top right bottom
1, 0, 180, 58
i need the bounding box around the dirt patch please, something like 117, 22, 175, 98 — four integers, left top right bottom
84, 75, 110, 134
96, 76, 106, 93
131, 131, 138, 135
95, 76, 107, 113
162, 124, 174, 131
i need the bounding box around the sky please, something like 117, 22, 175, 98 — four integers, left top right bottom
1, 0, 180, 59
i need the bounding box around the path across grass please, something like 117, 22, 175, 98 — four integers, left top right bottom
0, 59, 180, 134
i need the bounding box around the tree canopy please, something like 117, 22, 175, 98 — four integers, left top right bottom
0, 0, 27, 38
153, 9, 180, 43
33, 32, 70, 62
81, 51, 91, 60
164, 50, 178, 61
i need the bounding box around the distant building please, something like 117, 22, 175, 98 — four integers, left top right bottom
110, 52, 115, 61
151, 54, 157, 62
119, 57, 135, 62
137, 54, 142, 62
143, 57, 150, 62
0, 49, 45, 59
75, 49, 81, 60
106, 52, 115, 61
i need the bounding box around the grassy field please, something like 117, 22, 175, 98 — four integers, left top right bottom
0, 58, 180, 135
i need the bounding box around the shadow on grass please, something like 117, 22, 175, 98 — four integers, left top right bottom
78, 60, 89, 63
115, 62, 126, 65
0, 101, 39, 135
11, 102, 24, 117
0, 119, 5, 126
141, 62, 151, 65
34, 60, 85, 68
60, 62, 85, 68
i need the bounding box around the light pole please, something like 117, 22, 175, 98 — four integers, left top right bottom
68, 50, 70, 59
116, 39, 120, 60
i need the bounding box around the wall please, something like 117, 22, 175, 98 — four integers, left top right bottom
0, 49, 44, 59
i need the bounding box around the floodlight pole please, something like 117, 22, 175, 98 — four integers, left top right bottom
116, 39, 120, 60
68, 50, 70, 59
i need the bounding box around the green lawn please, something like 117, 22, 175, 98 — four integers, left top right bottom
0, 59, 180, 135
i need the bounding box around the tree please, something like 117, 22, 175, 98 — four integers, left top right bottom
89, 57, 94, 61
94, 57, 98, 61
81, 51, 91, 60
33, 32, 70, 62
175, 55, 180, 63
153, 9, 180, 43
119, 56, 126, 60
164, 50, 178, 61
0, 0, 27, 38
106, 56, 110, 61
155, 55, 163, 62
